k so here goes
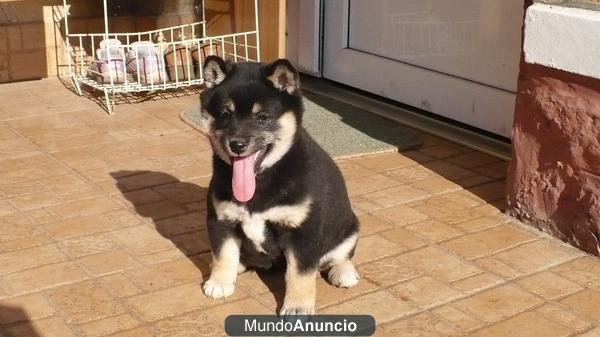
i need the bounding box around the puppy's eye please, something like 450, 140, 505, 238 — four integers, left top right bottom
256, 112, 268, 122
221, 109, 231, 119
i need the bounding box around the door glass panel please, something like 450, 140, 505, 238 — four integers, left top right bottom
348, 0, 523, 92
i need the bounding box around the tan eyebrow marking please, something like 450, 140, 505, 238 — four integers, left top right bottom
224, 100, 235, 111
252, 102, 263, 114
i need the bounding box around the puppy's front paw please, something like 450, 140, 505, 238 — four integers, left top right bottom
279, 304, 315, 316
328, 262, 360, 288
203, 279, 235, 299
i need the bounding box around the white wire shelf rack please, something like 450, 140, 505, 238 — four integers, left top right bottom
62, 0, 260, 114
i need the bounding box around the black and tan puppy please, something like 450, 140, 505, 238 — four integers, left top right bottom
198, 56, 359, 315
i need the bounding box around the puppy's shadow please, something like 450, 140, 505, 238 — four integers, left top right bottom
110, 170, 211, 279
110, 170, 287, 310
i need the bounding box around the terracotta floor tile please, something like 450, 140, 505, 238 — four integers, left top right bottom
410, 176, 462, 195
456, 174, 495, 187
346, 174, 401, 196
0, 244, 67, 275
169, 231, 211, 255
58, 233, 121, 258
321, 290, 416, 324
150, 300, 265, 337
362, 185, 430, 208
552, 257, 600, 292
256, 275, 379, 312
371, 205, 429, 226
517, 271, 584, 300
353, 234, 408, 265
406, 220, 464, 242
560, 290, 600, 323
391, 276, 462, 309
4, 316, 78, 337
452, 285, 543, 323
135, 248, 188, 266
126, 283, 245, 322
446, 152, 498, 169
576, 327, 600, 337
0, 235, 50, 253
1, 259, 86, 294
441, 225, 534, 259
111, 171, 178, 192
350, 195, 383, 214
76, 314, 140, 337
350, 152, 417, 172
535, 303, 593, 333
153, 182, 206, 204
48, 196, 121, 219
357, 213, 394, 237
474, 256, 523, 279
395, 246, 482, 282
0, 181, 39, 199
111, 225, 176, 256
383, 311, 459, 337
336, 160, 376, 181
134, 200, 188, 220
126, 257, 207, 292
424, 160, 477, 180
450, 272, 503, 295
380, 228, 427, 250
46, 280, 125, 324
236, 269, 286, 296
493, 239, 580, 273
432, 304, 485, 333
473, 161, 509, 179
76, 250, 141, 277
465, 180, 507, 203
0, 293, 55, 324
119, 189, 164, 207
153, 212, 206, 238
43, 210, 143, 240
472, 311, 573, 337
359, 254, 423, 286
9, 191, 62, 211
454, 214, 508, 232
316, 276, 379, 309
0, 200, 17, 217
0, 214, 39, 243
105, 326, 155, 337
384, 164, 436, 184
24, 208, 61, 225
98, 273, 142, 298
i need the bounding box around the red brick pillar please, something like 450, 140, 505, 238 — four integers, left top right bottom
506, 60, 600, 255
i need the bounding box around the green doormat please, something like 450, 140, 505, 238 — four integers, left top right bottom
181, 91, 423, 158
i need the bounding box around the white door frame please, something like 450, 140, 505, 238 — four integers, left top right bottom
286, 0, 322, 76
323, 0, 519, 138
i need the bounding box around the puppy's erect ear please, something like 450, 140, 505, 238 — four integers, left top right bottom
203, 55, 228, 87
264, 59, 300, 94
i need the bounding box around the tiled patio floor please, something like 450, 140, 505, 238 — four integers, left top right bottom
0, 78, 599, 337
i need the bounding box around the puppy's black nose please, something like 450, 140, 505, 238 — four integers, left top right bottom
229, 140, 248, 154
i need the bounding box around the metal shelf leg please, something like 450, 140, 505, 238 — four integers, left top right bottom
72, 77, 82, 96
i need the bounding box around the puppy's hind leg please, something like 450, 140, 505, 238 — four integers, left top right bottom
203, 236, 241, 299
322, 233, 360, 288
328, 260, 359, 288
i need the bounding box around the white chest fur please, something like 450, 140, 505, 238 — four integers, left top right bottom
212, 197, 312, 253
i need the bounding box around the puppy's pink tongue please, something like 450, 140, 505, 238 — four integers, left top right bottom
232, 154, 257, 202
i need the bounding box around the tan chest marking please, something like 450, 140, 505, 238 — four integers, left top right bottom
213, 197, 312, 252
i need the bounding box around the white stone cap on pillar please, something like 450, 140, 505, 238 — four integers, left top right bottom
524, 3, 600, 79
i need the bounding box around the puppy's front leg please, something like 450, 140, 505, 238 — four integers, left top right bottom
280, 250, 317, 315
203, 235, 241, 299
